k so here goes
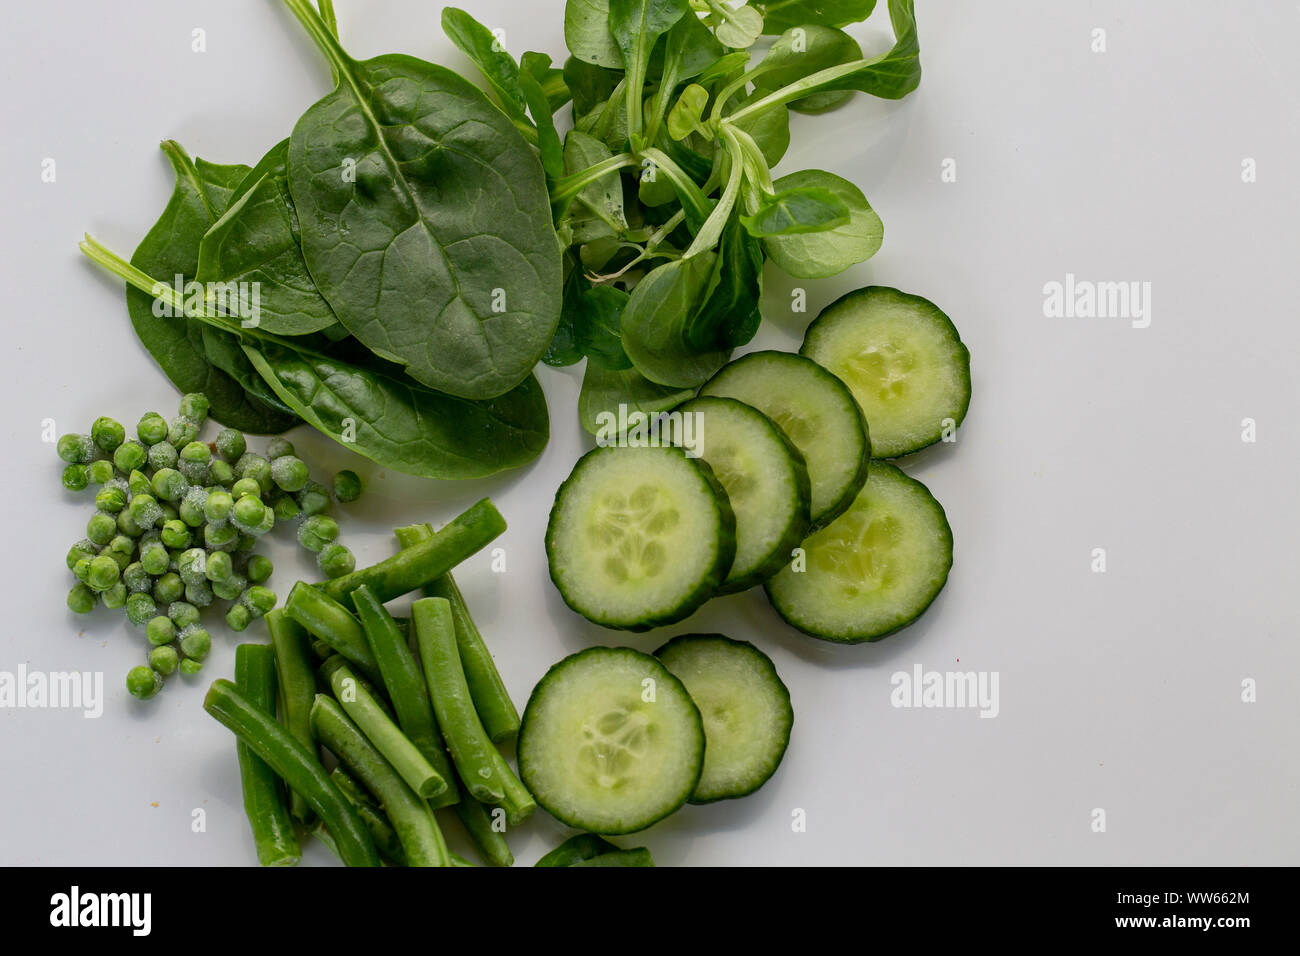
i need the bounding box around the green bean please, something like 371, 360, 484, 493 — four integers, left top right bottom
320, 498, 506, 607
318, 656, 398, 722
412, 598, 506, 804
449, 778, 514, 867
234, 645, 301, 867
268, 609, 317, 825
535, 833, 620, 867
351, 584, 458, 810
285, 582, 379, 679
322, 659, 448, 801
331, 768, 407, 866
572, 848, 656, 867
395, 524, 519, 743
310, 695, 450, 867
204, 680, 378, 867
488, 747, 536, 825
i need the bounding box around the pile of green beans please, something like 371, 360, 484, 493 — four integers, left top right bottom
207, 498, 532, 868
56, 391, 364, 699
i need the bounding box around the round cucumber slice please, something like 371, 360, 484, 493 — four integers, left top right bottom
673, 396, 811, 593
655, 634, 793, 803
699, 351, 869, 528
765, 461, 952, 643
546, 445, 735, 631
518, 646, 704, 834
802, 286, 971, 458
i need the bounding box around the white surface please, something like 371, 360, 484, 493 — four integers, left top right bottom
2, 0, 1297, 866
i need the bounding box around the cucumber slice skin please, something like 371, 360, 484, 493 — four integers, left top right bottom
518, 647, 704, 835
765, 462, 953, 644
801, 286, 971, 459
545, 445, 736, 632
675, 396, 812, 594
654, 634, 793, 804
699, 351, 870, 531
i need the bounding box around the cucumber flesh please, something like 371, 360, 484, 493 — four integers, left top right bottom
765, 461, 952, 643
546, 445, 736, 631
700, 351, 869, 528
655, 634, 793, 803
672, 396, 811, 592
518, 647, 704, 834
801, 286, 970, 458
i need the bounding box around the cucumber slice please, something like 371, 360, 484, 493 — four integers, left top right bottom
700, 351, 869, 528
655, 634, 793, 803
801, 287, 971, 458
518, 647, 704, 834
546, 445, 736, 630
672, 397, 811, 593
766, 461, 952, 643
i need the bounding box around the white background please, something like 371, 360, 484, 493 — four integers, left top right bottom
1, 0, 1297, 866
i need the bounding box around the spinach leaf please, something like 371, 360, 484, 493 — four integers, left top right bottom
688, 207, 763, 351
565, 56, 620, 122
543, 263, 589, 367
196, 139, 340, 336
201, 325, 299, 416
282, 0, 561, 400
758, 0, 877, 34
667, 84, 710, 141
608, 0, 690, 140
520, 51, 572, 113
441, 7, 529, 126
564, 130, 629, 233
565, 0, 623, 68
518, 68, 565, 180
620, 252, 728, 387
242, 340, 549, 479
740, 185, 850, 237
725, 91, 791, 167
578, 361, 694, 436
761, 169, 882, 278
126, 140, 297, 434
750, 25, 862, 115
708, 1, 764, 49
576, 284, 632, 369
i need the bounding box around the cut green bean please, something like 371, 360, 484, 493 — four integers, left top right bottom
204, 680, 379, 867
234, 644, 301, 867
450, 780, 514, 867
310, 695, 451, 867
535, 833, 620, 867
320, 498, 506, 606
412, 597, 507, 804
488, 746, 536, 825
268, 609, 317, 825
320, 655, 397, 721
572, 848, 656, 867
331, 768, 408, 867
285, 581, 379, 679
351, 584, 459, 810
323, 659, 448, 801
395, 523, 520, 743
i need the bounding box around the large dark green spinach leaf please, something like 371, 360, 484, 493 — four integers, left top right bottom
282, 0, 561, 400
242, 340, 549, 479
196, 139, 340, 336
126, 141, 298, 434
